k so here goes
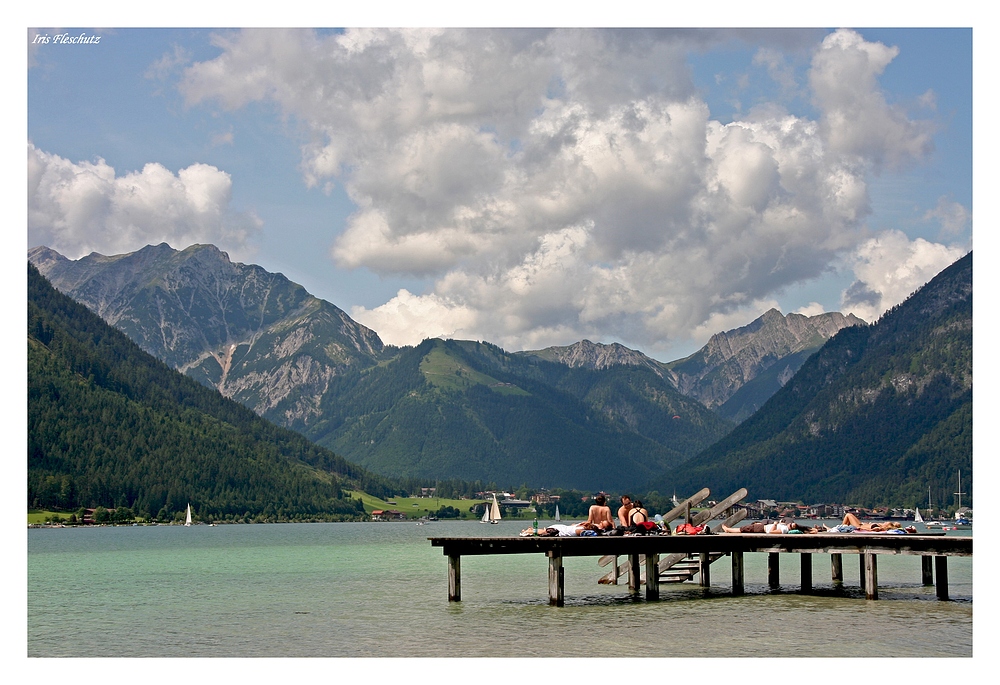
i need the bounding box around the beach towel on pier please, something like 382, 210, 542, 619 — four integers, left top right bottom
674, 523, 706, 535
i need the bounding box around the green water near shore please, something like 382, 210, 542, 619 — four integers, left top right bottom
27, 520, 972, 658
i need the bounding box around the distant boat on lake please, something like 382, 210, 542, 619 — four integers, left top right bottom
555, 505, 560, 522
184, 504, 192, 527
485, 494, 501, 524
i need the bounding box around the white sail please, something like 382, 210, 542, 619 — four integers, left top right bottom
554, 505, 560, 522
184, 503, 192, 526
490, 494, 502, 523
914, 507, 923, 523
481, 502, 491, 523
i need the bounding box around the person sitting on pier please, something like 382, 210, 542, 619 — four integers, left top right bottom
624, 502, 661, 535
585, 495, 615, 531
617, 495, 633, 528
629, 501, 648, 525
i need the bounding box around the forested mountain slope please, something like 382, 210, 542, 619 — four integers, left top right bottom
28, 263, 402, 520
295, 338, 733, 491
654, 252, 972, 508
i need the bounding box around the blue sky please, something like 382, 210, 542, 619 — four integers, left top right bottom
25, 19, 976, 361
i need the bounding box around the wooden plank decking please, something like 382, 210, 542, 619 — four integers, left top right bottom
429, 533, 971, 606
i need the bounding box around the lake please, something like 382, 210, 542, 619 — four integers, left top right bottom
27, 519, 972, 659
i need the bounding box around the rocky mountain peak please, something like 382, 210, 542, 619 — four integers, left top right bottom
519, 308, 864, 421
29, 243, 384, 425
669, 309, 866, 411
518, 339, 666, 377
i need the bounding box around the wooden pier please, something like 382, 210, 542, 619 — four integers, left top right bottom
428, 533, 971, 606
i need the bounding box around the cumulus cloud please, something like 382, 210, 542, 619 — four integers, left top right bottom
27, 142, 262, 260
350, 289, 478, 347
796, 302, 827, 317
924, 196, 971, 236
810, 29, 934, 170
841, 230, 968, 322
180, 28, 950, 352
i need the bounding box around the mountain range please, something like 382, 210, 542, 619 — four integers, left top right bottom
520, 307, 865, 423
29, 245, 972, 504
30, 242, 917, 495
29, 243, 861, 422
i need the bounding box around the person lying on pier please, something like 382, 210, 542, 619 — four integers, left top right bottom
822, 514, 914, 533
721, 520, 823, 534
585, 495, 616, 531
721, 520, 786, 534
558, 522, 600, 536
520, 522, 599, 537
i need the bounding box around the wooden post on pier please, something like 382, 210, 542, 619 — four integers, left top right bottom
628, 554, 641, 596
731, 551, 745, 595
767, 552, 779, 589
935, 556, 949, 600
800, 553, 812, 592
831, 554, 843, 584
922, 556, 934, 586
699, 552, 711, 587
548, 551, 564, 606
448, 554, 461, 602
645, 554, 660, 600
863, 552, 878, 600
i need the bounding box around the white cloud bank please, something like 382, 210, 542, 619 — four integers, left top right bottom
842, 231, 968, 323
177, 28, 968, 351
27, 143, 262, 261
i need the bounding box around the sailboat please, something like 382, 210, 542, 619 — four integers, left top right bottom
924, 486, 942, 526
913, 507, 924, 523
554, 504, 561, 522
953, 471, 971, 526
184, 503, 192, 527
481, 494, 502, 524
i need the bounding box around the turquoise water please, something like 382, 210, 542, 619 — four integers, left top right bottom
27, 520, 972, 657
